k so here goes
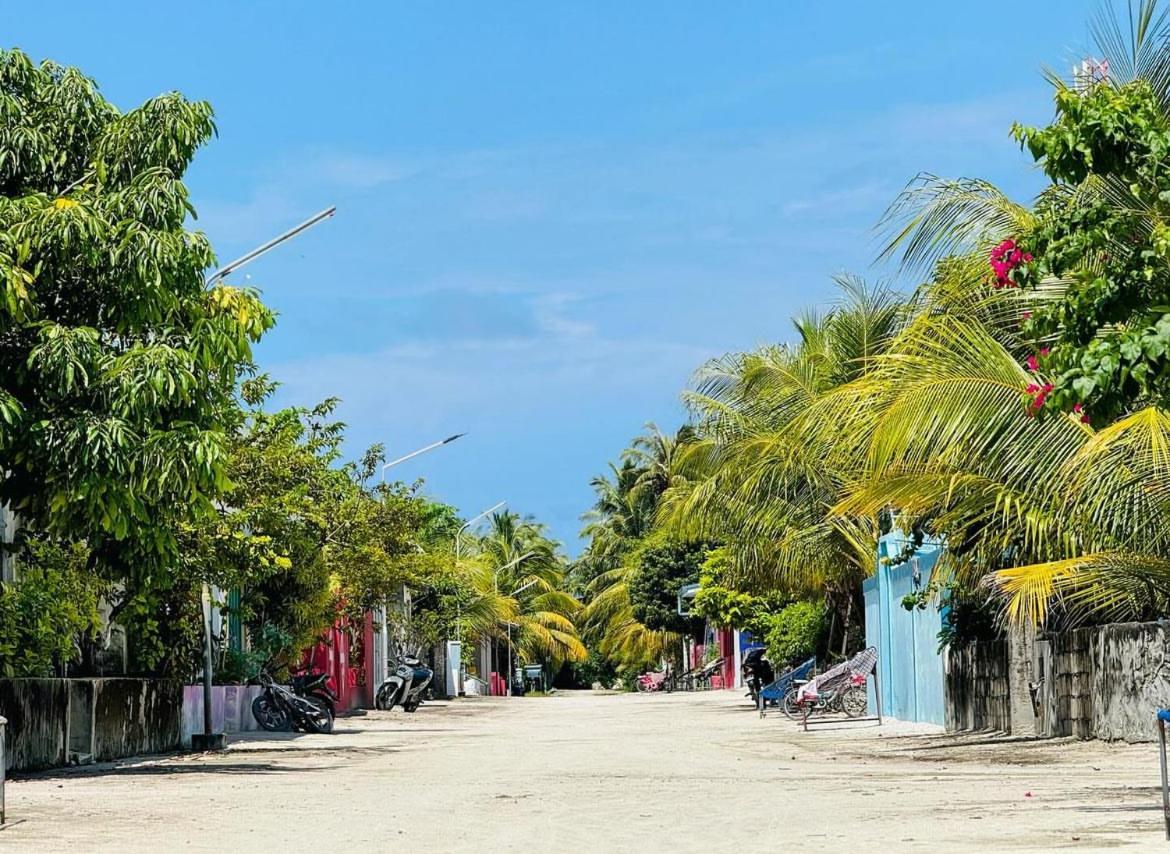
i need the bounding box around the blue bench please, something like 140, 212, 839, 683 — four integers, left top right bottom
758, 657, 816, 718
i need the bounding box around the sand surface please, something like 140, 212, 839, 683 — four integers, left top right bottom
3, 689, 1168, 852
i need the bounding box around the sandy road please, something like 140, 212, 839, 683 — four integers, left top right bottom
3, 689, 1168, 852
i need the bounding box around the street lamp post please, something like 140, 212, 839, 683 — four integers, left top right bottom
377, 432, 465, 685
204, 207, 336, 286
504, 577, 540, 697
195, 206, 335, 750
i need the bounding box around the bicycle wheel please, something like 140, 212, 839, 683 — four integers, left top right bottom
781, 686, 803, 720
842, 685, 869, 718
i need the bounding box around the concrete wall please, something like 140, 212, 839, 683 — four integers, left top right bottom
0, 680, 68, 771
946, 622, 1170, 742
0, 678, 182, 772
944, 640, 1011, 733
1089, 622, 1170, 742
93, 679, 182, 762
180, 685, 264, 748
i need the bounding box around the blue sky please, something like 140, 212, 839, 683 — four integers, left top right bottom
11, 2, 1098, 552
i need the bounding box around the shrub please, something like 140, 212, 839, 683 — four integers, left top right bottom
763, 601, 825, 668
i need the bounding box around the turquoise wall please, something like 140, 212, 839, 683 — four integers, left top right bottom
862, 532, 946, 725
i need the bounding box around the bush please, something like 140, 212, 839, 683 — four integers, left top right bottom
763, 601, 825, 668
0, 540, 103, 677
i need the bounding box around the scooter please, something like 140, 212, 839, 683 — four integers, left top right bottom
375, 652, 433, 713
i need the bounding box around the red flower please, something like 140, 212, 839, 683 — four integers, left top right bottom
1025, 355, 1039, 372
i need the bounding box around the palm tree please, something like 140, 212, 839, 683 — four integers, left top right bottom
578, 424, 696, 671
856, 0, 1170, 627
474, 511, 586, 669
659, 277, 903, 594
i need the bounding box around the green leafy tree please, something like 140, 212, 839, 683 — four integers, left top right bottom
628, 540, 709, 634
0, 49, 274, 655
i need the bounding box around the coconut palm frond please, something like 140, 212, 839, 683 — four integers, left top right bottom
877, 174, 1033, 274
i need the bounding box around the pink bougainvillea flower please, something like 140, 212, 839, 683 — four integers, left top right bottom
1025, 383, 1041, 394
1025, 355, 1039, 372
1023, 253, 1034, 262
1022, 311, 1032, 320
1039, 347, 1049, 357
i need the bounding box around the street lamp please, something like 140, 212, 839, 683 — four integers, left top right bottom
447, 500, 506, 695
502, 578, 541, 698
380, 433, 466, 482
204, 206, 336, 286
196, 205, 335, 750
454, 501, 507, 566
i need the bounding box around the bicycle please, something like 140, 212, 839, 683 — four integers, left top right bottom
781, 673, 868, 720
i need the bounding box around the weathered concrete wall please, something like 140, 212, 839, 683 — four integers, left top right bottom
945, 622, 1170, 743
92, 679, 182, 761
0, 680, 67, 771
0, 678, 182, 771
945, 640, 1010, 733
1090, 622, 1170, 743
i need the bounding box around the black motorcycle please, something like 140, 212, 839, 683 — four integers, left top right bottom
741, 647, 774, 707
290, 669, 339, 719
252, 671, 335, 734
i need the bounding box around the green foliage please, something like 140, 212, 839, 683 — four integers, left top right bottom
1013, 79, 1170, 421
0, 539, 103, 677
763, 601, 825, 667
0, 49, 274, 665
628, 539, 709, 634
690, 548, 784, 637
568, 648, 618, 689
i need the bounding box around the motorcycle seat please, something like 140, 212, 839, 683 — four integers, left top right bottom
291, 673, 332, 695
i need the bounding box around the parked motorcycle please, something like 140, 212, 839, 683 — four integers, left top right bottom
251, 671, 335, 734
741, 647, 774, 706
290, 668, 339, 719
375, 652, 433, 713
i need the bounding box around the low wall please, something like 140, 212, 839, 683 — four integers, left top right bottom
945, 640, 1010, 733
0, 680, 68, 771
93, 679, 183, 762
180, 685, 264, 748
1090, 622, 1170, 742
945, 622, 1170, 743
0, 678, 182, 772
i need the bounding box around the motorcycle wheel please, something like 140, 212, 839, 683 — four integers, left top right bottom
636, 679, 650, 693
402, 697, 420, 713
303, 696, 334, 734
251, 694, 290, 732
841, 685, 869, 718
